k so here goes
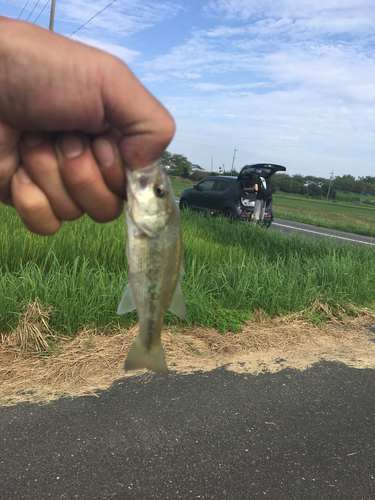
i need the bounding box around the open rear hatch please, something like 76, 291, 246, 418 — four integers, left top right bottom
237, 163, 287, 183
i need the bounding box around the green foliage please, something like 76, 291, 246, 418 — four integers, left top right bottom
161, 151, 192, 177
199, 308, 252, 333
1, 205, 375, 336
272, 172, 374, 199
168, 176, 195, 197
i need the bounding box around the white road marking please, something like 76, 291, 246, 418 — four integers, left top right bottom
272, 222, 375, 246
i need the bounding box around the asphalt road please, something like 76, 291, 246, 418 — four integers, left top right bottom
1, 361, 375, 500
270, 218, 375, 247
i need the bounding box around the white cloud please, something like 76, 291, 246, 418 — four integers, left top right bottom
172, 72, 202, 80
204, 0, 375, 21
71, 35, 140, 63
59, 0, 182, 38
140, 5, 375, 107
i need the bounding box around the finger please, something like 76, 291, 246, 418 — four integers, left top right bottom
20, 131, 83, 220
91, 131, 127, 199
56, 133, 124, 223
0, 121, 21, 205
11, 167, 61, 235
101, 59, 175, 170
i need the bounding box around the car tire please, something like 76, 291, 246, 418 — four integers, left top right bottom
223, 208, 235, 220
180, 198, 189, 210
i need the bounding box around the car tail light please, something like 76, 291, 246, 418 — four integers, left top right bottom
264, 212, 272, 216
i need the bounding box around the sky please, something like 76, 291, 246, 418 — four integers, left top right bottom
1, 0, 375, 179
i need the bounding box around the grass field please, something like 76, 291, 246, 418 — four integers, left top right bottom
273, 193, 375, 237
1, 203, 374, 338
169, 176, 195, 197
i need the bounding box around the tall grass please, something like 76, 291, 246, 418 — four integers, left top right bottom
1, 205, 375, 334
273, 193, 375, 237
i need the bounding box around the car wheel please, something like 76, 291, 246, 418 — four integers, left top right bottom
180, 198, 189, 210
223, 208, 235, 220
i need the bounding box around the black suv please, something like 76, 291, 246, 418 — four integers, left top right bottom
179, 163, 286, 226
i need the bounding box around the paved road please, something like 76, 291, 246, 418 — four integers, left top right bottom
270, 218, 375, 247
1, 362, 375, 499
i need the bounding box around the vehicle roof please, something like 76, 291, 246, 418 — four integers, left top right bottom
198, 175, 236, 180
242, 163, 286, 169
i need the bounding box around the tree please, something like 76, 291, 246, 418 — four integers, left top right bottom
308, 183, 322, 197
352, 180, 367, 194
161, 151, 192, 177
333, 174, 356, 193
359, 176, 375, 184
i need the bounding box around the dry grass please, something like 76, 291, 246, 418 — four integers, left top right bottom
1, 300, 55, 352
1, 301, 374, 407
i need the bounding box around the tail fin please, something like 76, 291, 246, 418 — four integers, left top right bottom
124, 337, 167, 377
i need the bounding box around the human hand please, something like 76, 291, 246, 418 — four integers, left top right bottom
0, 17, 175, 235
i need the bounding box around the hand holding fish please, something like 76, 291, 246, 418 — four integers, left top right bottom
0, 16, 175, 235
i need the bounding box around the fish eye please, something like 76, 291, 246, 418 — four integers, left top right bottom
154, 184, 165, 198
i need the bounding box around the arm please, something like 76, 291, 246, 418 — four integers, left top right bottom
0, 16, 175, 235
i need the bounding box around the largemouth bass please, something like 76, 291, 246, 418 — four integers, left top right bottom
117, 160, 186, 376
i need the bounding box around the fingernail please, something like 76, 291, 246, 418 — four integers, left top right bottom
58, 135, 85, 159
17, 167, 32, 184
22, 132, 45, 148
95, 139, 115, 169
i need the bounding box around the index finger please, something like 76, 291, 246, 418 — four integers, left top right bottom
100, 59, 175, 170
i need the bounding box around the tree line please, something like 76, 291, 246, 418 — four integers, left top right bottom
271, 173, 375, 200
161, 151, 375, 200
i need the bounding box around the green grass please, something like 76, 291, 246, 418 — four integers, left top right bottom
168, 176, 375, 237
273, 193, 375, 237
1, 204, 374, 336
169, 176, 195, 197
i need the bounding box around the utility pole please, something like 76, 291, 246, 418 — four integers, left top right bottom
211, 156, 213, 171
49, 0, 56, 31
326, 171, 334, 201
230, 148, 237, 176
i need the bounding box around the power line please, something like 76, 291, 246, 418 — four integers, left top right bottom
174, 138, 234, 151
33, 0, 50, 24
174, 139, 332, 176
25, 0, 41, 22
17, 0, 31, 19
174, 140, 264, 162
68, 0, 118, 37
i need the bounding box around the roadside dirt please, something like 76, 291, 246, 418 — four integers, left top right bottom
1, 302, 374, 407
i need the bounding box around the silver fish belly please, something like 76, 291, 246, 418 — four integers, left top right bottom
117, 160, 186, 376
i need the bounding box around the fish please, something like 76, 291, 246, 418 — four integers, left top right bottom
117, 160, 186, 376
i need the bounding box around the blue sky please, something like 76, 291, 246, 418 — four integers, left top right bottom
2, 0, 375, 178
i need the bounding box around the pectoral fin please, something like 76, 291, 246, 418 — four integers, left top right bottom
168, 281, 187, 320
117, 283, 136, 315
179, 246, 185, 277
